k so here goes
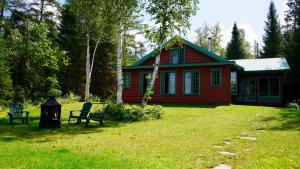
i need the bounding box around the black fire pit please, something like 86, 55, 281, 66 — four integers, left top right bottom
39, 97, 62, 128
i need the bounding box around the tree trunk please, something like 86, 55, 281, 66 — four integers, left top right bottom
140, 43, 163, 108
85, 32, 91, 101
40, 0, 44, 22
0, 0, 5, 33
116, 18, 123, 105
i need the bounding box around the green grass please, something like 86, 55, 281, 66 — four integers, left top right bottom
0, 103, 300, 168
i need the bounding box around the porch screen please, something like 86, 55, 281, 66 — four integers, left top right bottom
259, 78, 280, 96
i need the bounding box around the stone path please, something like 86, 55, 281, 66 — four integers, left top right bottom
219, 151, 237, 156
239, 136, 257, 140
213, 164, 232, 169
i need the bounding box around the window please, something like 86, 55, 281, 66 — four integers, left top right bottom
170, 48, 185, 64
246, 78, 256, 96
270, 78, 280, 96
211, 69, 222, 87
140, 72, 151, 95
259, 78, 269, 96
160, 72, 176, 95
123, 72, 131, 89
259, 78, 280, 97
230, 72, 237, 95
183, 71, 200, 95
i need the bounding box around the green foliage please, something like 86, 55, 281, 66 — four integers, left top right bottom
0, 37, 13, 105
195, 22, 225, 56
106, 104, 163, 122
262, 1, 284, 58
226, 23, 249, 60
286, 102, 300, 109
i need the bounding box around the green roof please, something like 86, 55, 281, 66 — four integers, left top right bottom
232, 58, 290, 72
132, 37, 228, 66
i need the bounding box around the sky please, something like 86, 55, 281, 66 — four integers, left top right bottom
58, 0, 288, 51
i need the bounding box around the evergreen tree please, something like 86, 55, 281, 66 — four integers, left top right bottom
262, 1, 284, 58
0, 36, 13, 105
287, 0, 300, 99
225, 23, 246, 60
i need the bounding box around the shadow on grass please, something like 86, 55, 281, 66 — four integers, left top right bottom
0, 115, 123, 143
160, 104, 218, 108
255, 109, 300, 131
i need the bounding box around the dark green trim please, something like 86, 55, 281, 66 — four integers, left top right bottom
183, 70, 200, 96
211, 69, 222, 87
123, 72, 131, 89
160, 71, 177, 96
123, 62, 235, 70
132, 37, 228, 66
139, 72, 152, 96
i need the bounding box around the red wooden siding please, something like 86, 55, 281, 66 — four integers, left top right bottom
123, 65, 231, 105
141, 44, 216, 66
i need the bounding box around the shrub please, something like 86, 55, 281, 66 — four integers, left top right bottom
106, 104, 163, 122
286, 102, 300, 110
58, 92, 81, 104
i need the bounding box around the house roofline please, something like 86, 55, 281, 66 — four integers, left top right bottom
122, 62, 237, 70
132, 36, 228, 66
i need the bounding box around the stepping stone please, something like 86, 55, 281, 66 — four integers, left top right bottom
240, 132, 247, 135
219, 151, 237, 156
239, 136, 257, 140
213, 145, 222, 149
213, 164, 232, 169
223, 141, 231, 145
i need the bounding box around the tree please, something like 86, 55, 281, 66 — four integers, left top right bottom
226, 23, 247, 60
262, 1, 284, 58
141, 0, 199, 107
195, 23, 225, 56
239, 29, 254, 59
0, 36, 12, 105
113, 0, 140, 104
286, 0, 300, 99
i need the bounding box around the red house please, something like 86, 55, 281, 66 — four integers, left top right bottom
121, 37, 290, 106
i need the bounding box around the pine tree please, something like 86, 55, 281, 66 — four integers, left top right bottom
0, 36, 13, 105
225, 23, 246, 60
287, 0, 300, 99
262, 1, 284, 58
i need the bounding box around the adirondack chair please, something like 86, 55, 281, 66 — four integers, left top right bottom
85, 105, 110, 127
68, 102, 92, 125
8, 102, 29, 124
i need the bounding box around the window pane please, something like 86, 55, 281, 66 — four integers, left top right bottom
259, 78, 268, 96
193, 72, 199, 94
230, 72, 237, 95
212, 69, 221, 86
171, 50, 179, 64
270, 78, 280, 96
168, 73, 176, 94
142, 73, 150, 94
247, 78, 256, 96
123, 73, 130, 88
184, 72, 192, 94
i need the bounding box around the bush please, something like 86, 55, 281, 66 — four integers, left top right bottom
286, 102, 300, 110
106, 104, 163, 122
58, 92, 81, 104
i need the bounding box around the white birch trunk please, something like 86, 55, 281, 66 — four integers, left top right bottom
141, 42, 163, 108
116, 19, 124, 105
85, 32, 91, 101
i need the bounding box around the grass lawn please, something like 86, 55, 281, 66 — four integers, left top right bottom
0, 103, 300, 169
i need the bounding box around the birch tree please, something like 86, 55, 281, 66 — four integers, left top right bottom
141, 0, 199, 108
69, 0, 105, 100
113, 0, 140, 104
